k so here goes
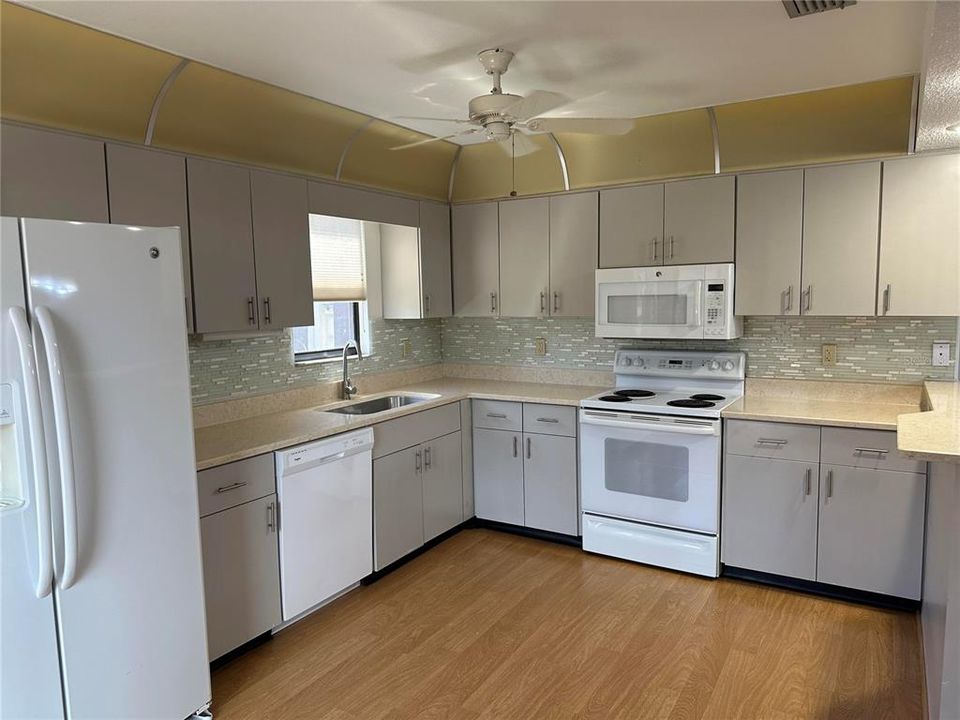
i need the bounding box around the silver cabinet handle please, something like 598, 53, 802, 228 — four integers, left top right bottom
668, 236, 675, 261
513, 435, 518, 458
216, 481, 248, 494
801, 285, 812, 313
266, 502, 275, 532
756, 438, 788, 446
540, 291, 546, 314
424, 294, 431, 315
247, 296, 256, 325
536, 417, 559, 424
651, 237, 658, 262
415, 449, 422, 472
804, 467, 812, 496
882, 284, 891, 315
553, 291, 560, 313
487, 412, 507, 419
490, 292, 497, 313
825, 469, 834, 499
781, 286, 793, 314
526, 437, 532, 459
262, 296, 272, 324
424, 446, 432, 470
854, 447, 889, 456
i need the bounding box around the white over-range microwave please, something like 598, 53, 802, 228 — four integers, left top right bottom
595, 263, 742, 340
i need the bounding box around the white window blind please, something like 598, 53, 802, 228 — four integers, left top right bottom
309, 214, 366, 301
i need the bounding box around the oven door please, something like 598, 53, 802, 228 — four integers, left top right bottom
595, 267, 704, 339
579, 409, 721, 534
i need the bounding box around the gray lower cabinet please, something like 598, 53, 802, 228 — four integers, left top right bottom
522, 433, 578, 535
817, 464, 926, 599
422, 431, 463, 542
200, 493, 281, 661
722, 454, 819, 581
373, 445, 424, 570
473, 428, 525, 525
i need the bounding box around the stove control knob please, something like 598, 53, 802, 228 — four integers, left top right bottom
722, 360, 735, 371
620, 356, 633, 367
634, 358, 645, 368
708, 360, 720, 371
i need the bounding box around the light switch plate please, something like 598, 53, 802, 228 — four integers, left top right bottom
932, 342, 951, 367
822, 343, 837, 366
535, 337, 547, 356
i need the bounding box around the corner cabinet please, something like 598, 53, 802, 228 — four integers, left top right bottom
419, 201, 453, 318
452, 202, 500, 317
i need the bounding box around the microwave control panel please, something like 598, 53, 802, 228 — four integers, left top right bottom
703, 282, 726, 336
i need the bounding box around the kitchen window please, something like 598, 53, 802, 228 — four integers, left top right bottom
292, 214, 368, 362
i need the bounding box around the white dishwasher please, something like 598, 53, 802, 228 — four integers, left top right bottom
275, 427, 374, 621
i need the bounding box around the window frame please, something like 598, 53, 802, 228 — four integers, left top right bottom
292, 301, 362, 363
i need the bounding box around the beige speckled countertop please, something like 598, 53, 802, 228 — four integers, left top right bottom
896, 381, 960, 464
194, 377, 604, 470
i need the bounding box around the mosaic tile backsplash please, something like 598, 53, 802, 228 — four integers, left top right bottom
190, 315, 957, 404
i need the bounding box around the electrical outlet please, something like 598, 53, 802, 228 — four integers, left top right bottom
822, 343, 837, 366
932, 342, 951, 367
535, 337, 547, 356
399, 338, 410, 359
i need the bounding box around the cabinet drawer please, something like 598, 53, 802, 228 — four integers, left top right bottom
725, 420, 820, 462
472, 400, 523, 431
197, 454, 276, 517
522, 403, 577, 437
372, 402, 460, 459
820, 427, 925, 474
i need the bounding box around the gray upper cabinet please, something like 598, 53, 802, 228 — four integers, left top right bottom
250, 169, 314, 330
599, 184, 664, 268
800, 162, 880, 316
187, 158, 259, 334
380, 224, 423, 319
106, 144, 194, 332
549, 192, 598, 317
419, 201, 453, 318
499, 197, 550, 317
422, 431, 463, 541
734, 170, 803, 316
663, 175, 735, 265
1, 124, 108, 223
308, 181, 418, 226
452, 202, 500, 317
878, 153, 960, 317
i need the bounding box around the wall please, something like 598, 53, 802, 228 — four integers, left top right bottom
440, 316, 958, 383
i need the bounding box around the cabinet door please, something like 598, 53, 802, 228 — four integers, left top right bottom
878, 154, 960, 316
200, 494, 281, 661
599, 184, 664, 267
422, 432, 463, 541
801, 162, 880, 316
550, 192, 598, 317
817, 465, 925, 599
380, 223, 423, 319
473, 428, 524, 525
106, 145, 194, 332
0, 124, 108, 222
499, 197, 550, 317
663, 176, 735, 265
452, 203, 500, 316
419, 201, 453, 318
373, 446, 424, 570
735, 170, 803, 316
722, 455, 819, 580
523, 433, 578, 535
250, 170, 313, 329
460, 401, 475, 520
187, 158, 258, 333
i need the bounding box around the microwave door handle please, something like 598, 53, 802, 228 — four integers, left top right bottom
34, 307, 79, 591
581, 414, 717, 436
691, 283, 703, 327
9, 307, 54, 599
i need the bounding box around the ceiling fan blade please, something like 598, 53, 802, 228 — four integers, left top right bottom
502, 90, 570, 122
392, 115, 475, 124
496, 132, 540, 158
390, 129, 477, 151
522, 117, 635, 135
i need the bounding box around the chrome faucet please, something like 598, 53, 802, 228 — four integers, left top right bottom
341, 340, 362, 400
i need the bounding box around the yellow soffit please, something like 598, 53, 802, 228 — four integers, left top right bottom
0, 1, 181, 143
558, 109, 715, 190
716, 76, 915, 172
339, 120, 458, 202
452, 135, 564, 203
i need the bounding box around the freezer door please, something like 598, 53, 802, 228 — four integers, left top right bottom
21, 219, 210, 719
0, 217, 65, 719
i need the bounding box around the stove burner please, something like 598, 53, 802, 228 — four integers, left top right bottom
690, 393, 725, 401
599, 395, 633, 402
667, 398, 716, 408
614, 389, 656, 398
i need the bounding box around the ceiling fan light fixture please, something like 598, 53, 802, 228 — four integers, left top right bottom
484, 121, 511, 141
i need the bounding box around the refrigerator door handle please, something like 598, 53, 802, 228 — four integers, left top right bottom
34, 306, 80, 590
9, 307, 54, 598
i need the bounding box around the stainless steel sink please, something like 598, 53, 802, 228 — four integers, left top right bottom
323, 393, 438, 416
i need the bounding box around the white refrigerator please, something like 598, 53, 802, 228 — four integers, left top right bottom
1, 217, 211, 719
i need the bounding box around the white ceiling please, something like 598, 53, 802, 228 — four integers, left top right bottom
26, 0, 930, 144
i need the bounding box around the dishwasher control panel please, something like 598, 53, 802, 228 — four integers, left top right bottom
275, 427, 374, 475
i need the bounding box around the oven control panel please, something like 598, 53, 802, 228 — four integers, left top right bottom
614, 350, 745, 379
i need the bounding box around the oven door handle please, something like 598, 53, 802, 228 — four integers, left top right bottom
580, 414, 718, 436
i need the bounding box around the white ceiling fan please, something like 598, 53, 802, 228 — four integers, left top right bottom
390, 48, 635, 155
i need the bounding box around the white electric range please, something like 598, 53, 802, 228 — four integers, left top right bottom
579, 349, 745, 577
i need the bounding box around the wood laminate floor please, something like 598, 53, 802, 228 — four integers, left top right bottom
211, 529, 923, 720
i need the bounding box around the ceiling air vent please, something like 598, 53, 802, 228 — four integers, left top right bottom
782, 0, 856, 18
